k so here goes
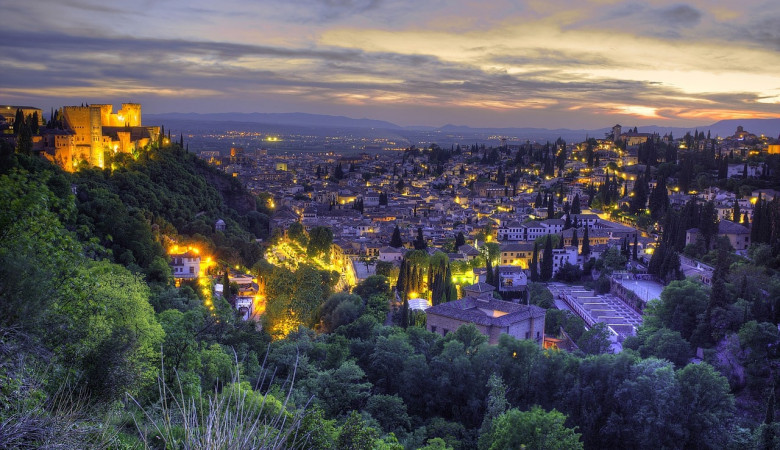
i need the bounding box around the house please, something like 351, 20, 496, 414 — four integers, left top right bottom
457, 244, 481, 261
686, 220, 750, 251
499, 242, 534, 267
718, 220, 750, 251
497, 266, 528, 294
235, 296, 254, 321
170, 250, 200, 279
379, 246, 406, 262
425, 289, 546, 345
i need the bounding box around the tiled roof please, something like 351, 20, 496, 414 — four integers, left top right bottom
426, 297, 545, 327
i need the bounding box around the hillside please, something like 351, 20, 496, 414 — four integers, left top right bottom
0, 141, 776, 449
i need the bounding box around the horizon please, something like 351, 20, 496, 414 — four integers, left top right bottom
2, 1, 780, 129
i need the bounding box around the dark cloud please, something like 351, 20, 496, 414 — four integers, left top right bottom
735, 15, 780, 51
658, 4, 702, 26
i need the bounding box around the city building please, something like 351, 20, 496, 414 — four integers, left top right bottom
425, 286, 545, 345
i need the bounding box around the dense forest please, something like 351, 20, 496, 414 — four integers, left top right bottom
1, 141, 779, 449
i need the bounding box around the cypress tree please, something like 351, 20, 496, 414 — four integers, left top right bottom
581, 226, 590, 257
547, 195, 555, 218
541, 235, 553, 281
396, 259, 407, 296
444, 263, 455, 302
572, 229, 579, 250
401, 299, 409, 328
455, 232, 466, 248
633, 233, 638, 260
13, 109, 23, 135
572, 193, 581, 214
486, 256, 494, 286
530, 242, 539, 282
390, 225, 403, 248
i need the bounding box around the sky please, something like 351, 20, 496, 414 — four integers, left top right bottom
1, 0, 780, 128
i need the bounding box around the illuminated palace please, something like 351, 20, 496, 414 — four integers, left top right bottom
42, 103, 160, 171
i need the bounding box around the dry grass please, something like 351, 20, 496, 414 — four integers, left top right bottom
128, 352, 310, 449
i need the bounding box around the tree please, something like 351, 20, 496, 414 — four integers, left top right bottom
53, 260, 165, 399
676, 363, 735, 448
629, 175, 648, 215
478, 374, 509, 449
486, 406, 583, 450
288, 222, 308, 247
624, 326, 691, 367
390, 225, 403, 248
15, 120, 32, 155
365, 394, 410, 434
571, 228, 579, 249
414, 227, 428, 250
577, 322, 612, 354
571, 193, 581, 214
455, 232, 466, 248
540, 235, 553, 281
648, 279, 709, 342
581, 226, 590, 257
547, 195, 555, 218
307, 226, 334, 261
337, 411, 379, 449
530, 242, 539, 282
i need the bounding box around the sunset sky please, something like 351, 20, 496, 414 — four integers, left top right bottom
2, 0, 779, 128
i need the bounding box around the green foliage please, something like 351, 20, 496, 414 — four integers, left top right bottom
288, 221, 308, 247
676, 363, 735, 448
307, 226, 334, 261
365, 394, 411, 433
486, 406, 583, 450
577, 322, 612, 355
319, 293, 365, 332
544, 309, 585, 341
0, 170, 81, 329
337, 410, 380, 449
596, 246, 627, 274
623, 326, 691, 367
527, 282, 553, 308
647, 279, 709, 344
51, 260, 164, 399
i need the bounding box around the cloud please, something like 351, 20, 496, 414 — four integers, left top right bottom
1, 1, 779, 127
658, 4, 702, 26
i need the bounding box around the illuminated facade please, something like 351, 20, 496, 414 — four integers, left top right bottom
43, 103, 159, 171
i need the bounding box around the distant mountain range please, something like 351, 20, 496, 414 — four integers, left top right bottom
146, 112, 402, 130
146, 112, 780, 142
